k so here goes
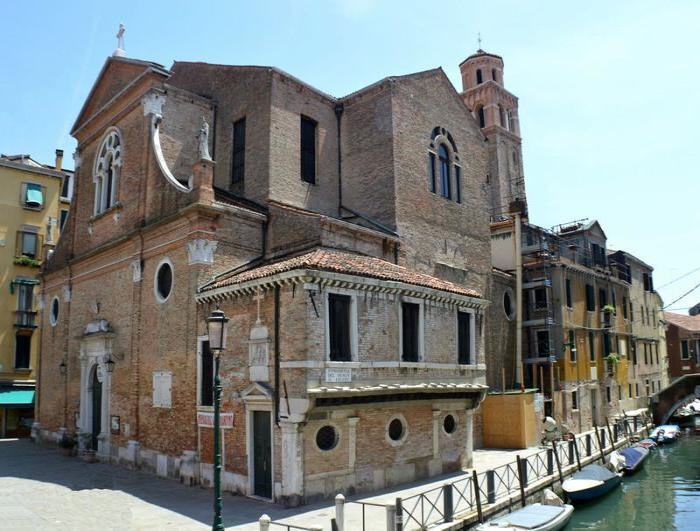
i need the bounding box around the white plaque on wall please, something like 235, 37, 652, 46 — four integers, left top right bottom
152, 371, 172, 408
248, 322, 270, 382
325, 368, 352, 383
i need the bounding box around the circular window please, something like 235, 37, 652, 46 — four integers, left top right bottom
503, 289, 515, 321
315, 425, 339, 451
388, 418, 405, 442
154, 259, 173, 302
443, 414, 457, 434
50, 296, 60, 326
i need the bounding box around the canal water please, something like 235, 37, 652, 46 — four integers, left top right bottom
567, 434, 700, 530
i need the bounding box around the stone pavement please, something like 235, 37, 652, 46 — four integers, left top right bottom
0, 438, 541, 530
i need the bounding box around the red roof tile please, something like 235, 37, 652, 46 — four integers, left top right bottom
665, 312, 700, 332
203, 248, 482, 298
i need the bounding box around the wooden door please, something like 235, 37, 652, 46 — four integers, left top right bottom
91, 368, 102, 450
252, 410, 272, 498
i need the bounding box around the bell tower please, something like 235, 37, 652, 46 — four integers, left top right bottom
460, 49, 527, 218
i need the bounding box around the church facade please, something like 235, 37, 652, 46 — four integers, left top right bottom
35, 46, 518, 505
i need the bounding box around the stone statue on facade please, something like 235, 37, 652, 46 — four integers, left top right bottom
198, 117, 212, 161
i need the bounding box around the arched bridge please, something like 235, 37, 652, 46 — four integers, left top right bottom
651, 373, 700, 424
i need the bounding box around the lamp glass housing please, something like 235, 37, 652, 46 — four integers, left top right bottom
207, 308, 229, 352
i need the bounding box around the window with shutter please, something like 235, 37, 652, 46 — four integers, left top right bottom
300, 116, 317, 184
585, 284, 595, 311
401, 302, 420, 362
457, 311, 472, 364
328, 294, 352, 361
231, 117, 246, 190
200, 340, 213, 406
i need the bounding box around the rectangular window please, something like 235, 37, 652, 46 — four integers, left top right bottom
630, 301, 634, 322
454, 165, 462, 204
17, 284, 34, 311
565, 279, 572, 308
628, 383, 632, 398
635, 383, 639, 397
401, 302, 420, 362
643, 343, 649, 364
585, 284, 595, 311
603, 333, 611, 356
631, 341, 637, 365
428, 153, 436, 193
61, 174, 71, 199
655, 343, 659, 365
60, 209, 69, 231
681, 340, 690, 360
606, 385, 611, 404
622, 297, 628, 319
611, 290, 617, 310
536, 330, 550, 357
22, 182, 44, 210
534, 287, 547, 309
457, 311, 472, 364
231, 117, 246, 189
199, 340, 213, 407
328, 294, 352, 361
15, 333, 31, 369
598, 288, 607, 309
300, 116, 317, 184
568, 330, 576, 362
641, 305, 646, 325
618, 386, 622, 401
572, 390, 578, 410
16, 230, 39, 259
588, 332, 595, 362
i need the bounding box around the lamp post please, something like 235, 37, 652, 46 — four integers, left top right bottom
207, 307, 229, 531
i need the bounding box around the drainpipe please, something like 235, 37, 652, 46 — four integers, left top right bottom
274, 285, 280, 426
514, 211, 523, 388
334, 103, 344, 216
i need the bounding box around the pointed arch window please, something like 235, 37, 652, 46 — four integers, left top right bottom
476, 106, 485, 128
93, 129, 122, 215
476, 69, 483, 84
438, 144, 451, 199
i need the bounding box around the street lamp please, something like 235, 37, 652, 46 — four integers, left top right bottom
207, 307, 229, 531
104, 356, 115, 373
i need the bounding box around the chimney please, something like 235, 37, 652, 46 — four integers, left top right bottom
55, 149, 64, 172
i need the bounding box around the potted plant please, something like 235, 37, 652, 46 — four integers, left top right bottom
605, 352, 620, 375
602, 304, 616, 327
58, 434, 76, 457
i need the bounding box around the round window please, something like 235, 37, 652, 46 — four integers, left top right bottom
315, 425, 339, 451
155, 260, 173, 302
388, 418, 405, 441
443, 414, 456, 434
503, 290, 515, 320
50, 296, 60, 326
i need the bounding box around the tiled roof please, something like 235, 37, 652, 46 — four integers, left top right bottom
202, 248, 482, 298
665, 312, 700, 332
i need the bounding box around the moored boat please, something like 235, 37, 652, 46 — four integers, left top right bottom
650, 424, 680, 444
562, 464, 622, 502
613, 446, 649, 475
476, 502, 574, 531
634, 438, 657, 451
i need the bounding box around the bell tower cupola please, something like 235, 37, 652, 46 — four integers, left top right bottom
459, 48, 526, 218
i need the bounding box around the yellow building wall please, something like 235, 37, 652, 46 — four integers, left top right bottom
0, 163, 63, 385
481, 391, 539, 449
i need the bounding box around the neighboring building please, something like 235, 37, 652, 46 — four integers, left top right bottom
0, 152, 73, 437
493, 219, 632, 432
609, 250, 668, 401
36, 45, 500, 505
664, 312, 700, 379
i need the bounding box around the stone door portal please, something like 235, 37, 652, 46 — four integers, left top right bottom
252, 410, 272, 498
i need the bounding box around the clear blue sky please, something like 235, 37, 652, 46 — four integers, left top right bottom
1, 0, 698, 310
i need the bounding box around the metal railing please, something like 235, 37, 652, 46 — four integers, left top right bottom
398, 414, 650, 530
14, 310, 37, 328
346, 499, 386, 531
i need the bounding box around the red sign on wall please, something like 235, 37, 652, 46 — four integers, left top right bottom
197, 412, 234, 428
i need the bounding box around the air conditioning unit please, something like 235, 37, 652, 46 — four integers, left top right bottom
590, 366, 598, 380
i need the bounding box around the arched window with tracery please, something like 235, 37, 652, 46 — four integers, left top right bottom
93, 129, 122, 215
427, 127, 462, 204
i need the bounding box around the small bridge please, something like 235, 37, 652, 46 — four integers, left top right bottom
651, 373, 700, 424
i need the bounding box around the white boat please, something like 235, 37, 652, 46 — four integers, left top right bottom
650, 424, 680, 444
476, 502, 574, 531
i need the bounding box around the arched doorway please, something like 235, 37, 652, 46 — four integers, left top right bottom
90, 365, 103, 450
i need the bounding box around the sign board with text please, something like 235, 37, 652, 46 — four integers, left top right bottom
197, 411, 234, 428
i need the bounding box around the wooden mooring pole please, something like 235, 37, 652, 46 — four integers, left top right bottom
516, 455, 526, 508
572, 436, 582, 471
605, 417, 615, 445
593, 424, 606, 463
551, 440, 563, 484
472, 470, 483, 523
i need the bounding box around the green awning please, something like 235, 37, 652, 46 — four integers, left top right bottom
25, 183, 43, 207
0, 388, 35, 407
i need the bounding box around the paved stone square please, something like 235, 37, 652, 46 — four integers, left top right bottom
0, 438, 544, 530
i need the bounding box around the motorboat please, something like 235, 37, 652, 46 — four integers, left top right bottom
650, 424, 680, 444
562, 464, 622, 502
634, 438, 658, 451
476, 502, 574, 531
612, 446, 649, 475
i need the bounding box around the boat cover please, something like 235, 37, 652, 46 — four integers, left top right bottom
571, 464, 616, 482
620, 446, 648, 468
487, 503, 565, 529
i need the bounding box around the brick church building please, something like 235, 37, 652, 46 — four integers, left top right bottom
35, 43, 526, 505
